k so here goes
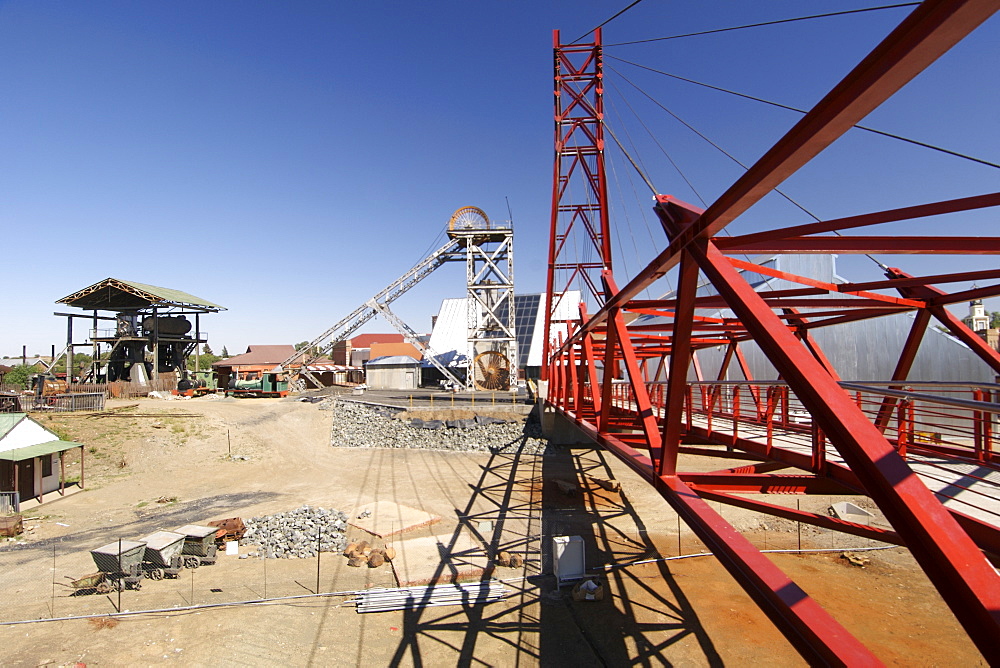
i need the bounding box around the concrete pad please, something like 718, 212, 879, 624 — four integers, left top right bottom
349, 500, 441, 538
390, 529, 489, 587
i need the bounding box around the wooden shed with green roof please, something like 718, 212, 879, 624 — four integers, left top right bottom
0, 413, 84, 510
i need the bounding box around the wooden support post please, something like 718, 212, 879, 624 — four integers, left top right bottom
195, 313, 201, 373
35, 457, 42, 504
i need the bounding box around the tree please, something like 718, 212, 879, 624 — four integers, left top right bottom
187, 352, 220, 371
221, 346, 230, 357
991, 311, 1000, 329
294, 341, 311, 351
72, 353, 93, 379
202, 344, 214, 355
2, 365, 34, 389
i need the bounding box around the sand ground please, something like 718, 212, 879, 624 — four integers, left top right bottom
0, 394, 984, 666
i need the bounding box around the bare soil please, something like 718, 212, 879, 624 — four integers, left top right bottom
0, 396, 985, 666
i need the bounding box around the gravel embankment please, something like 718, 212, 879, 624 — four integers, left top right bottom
326, 400, 554, 455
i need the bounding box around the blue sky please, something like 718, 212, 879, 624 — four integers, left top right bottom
1, 1, 997, 357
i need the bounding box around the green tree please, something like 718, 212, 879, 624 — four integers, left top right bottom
2, 365, 34, 389
187, 352, 220, 371
221, 346, 230, 357
202, 344, 214, 355
294, 341, 311, 351
72, 353, 93, 379
991, 311, 1000, 329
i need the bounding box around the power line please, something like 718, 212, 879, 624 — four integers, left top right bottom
569, 0, 646, 45
609, 56, 1000, 170
605, 3, 920, 46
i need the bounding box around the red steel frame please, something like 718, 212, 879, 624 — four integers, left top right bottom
544, 1, 1000, 663
542, 28, 614, 382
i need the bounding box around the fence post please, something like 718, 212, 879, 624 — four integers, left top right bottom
316, 527, 322, 595
896, 400, 909, 458
732, 385, 740, 445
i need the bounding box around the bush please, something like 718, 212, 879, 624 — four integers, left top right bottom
2, 365, 34, 389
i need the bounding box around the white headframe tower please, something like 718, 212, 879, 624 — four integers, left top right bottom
447, 207, 517, 391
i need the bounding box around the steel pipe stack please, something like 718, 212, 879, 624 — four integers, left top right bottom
351, 581, 508, 613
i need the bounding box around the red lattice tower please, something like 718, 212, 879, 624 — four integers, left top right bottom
542, 28, 613, 381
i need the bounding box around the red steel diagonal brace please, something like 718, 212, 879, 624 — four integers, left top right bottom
659, 251, 699, 476
568, 415, 879, 665
656, 198, 1000, 660
602, 271, 663, 460
886, 267, 1000, 376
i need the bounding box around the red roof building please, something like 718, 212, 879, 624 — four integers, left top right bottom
212, 345, 297, 389
331, 334, 405, 366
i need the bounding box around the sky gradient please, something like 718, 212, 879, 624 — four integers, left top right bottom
2, 1, 997, 358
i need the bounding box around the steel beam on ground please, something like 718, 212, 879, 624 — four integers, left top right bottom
691, 488, 904, 546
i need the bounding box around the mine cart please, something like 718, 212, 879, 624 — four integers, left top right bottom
139, 531, 186, 579
90, 540, 147, 590
175, 524, 219, 568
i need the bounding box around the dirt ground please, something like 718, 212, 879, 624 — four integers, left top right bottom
0, 394, 986, 666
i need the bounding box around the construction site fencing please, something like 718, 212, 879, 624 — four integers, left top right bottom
25, 392, 107, 413
67, 378, 178, 400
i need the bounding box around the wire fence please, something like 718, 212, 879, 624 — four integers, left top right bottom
0, 511, 896, 627
0, 535, 401, 625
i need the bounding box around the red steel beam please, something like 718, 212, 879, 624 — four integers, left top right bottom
843, 267, 1000, 292
555, 0, 999, 350
661, 199, 1000, 658
565, 415, 879, 665
659, 252, 700, 476
887, 268, 1000, 376
678, 472, 854, 495
692, 488, 905, 546
716, 236, 1000, 254
717, 192, 1000, 246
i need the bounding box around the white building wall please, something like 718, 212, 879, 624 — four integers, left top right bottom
0, 419, 59, 452
41, 454, 63, 494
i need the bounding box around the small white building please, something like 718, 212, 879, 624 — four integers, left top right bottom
0, 413, 84, 509
365, 356, 421, 390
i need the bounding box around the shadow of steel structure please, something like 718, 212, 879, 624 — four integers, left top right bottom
542, 1, 1000, 664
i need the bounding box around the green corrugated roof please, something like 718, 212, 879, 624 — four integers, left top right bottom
116, 279, 224, 309
0, 439, 84, 461
0, 413, 26, 439
56, 278, 224, 311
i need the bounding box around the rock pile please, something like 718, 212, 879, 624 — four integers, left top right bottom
240, 505, 349, 559
328, 401, 554, 455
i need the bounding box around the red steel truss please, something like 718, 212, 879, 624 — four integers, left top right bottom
542, 28, 614, 382
544, 0, 1000, 663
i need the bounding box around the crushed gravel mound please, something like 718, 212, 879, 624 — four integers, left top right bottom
241, 505, 349, 559
328, 400, 555, 455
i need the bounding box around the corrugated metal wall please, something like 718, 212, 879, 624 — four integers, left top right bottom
366, 364, 420, 390
666, 255, 995, 383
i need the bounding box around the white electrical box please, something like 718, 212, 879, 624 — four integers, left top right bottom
552, 535, 585, 584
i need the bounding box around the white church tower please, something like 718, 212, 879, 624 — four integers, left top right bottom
969, 297, 989, 332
